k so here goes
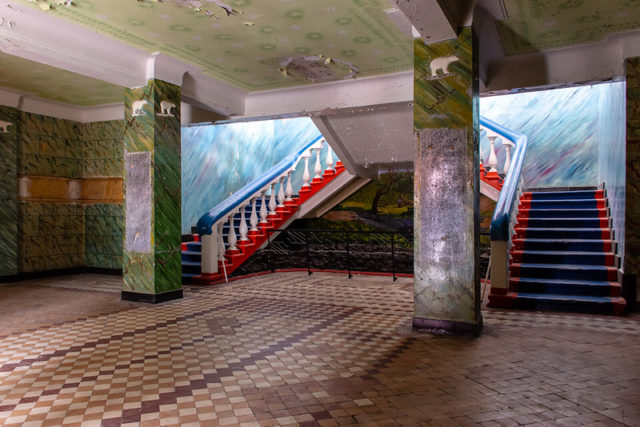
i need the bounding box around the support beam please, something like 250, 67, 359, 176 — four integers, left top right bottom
625, 57, 640, 308
413, 28, 482, 335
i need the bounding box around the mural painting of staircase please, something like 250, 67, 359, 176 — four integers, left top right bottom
182, 162, 347, 284
488, 187, 626, 315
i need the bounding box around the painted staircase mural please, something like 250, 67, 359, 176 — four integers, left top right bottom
182, 137, 350, 284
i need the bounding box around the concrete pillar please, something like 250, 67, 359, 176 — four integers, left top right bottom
122, 79, 182, 303
625, 58, 640, 308
413, 28, 482, 335
0, 106, 18, 279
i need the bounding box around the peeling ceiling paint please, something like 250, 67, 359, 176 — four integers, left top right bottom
0, 52, 123, 106
13, 0, 413, 91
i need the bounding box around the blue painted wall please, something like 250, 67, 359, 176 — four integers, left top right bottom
597, 81, 626, 265
181, 117, 322, 234
480, 86, 600, 189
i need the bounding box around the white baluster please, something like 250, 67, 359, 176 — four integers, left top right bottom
325, 147, 334, 172
250, 197, 259, 231
238, 203, 249, 241
268, 182, 277, 216
227, 214, 237, 251
313, 145, 322, 181
259, 190, 268, 223
302, 154, 311, 187
285, 170, 293, 202
487, 136, 499, 172
277, 176, 285, 207
503, 142, 514, 175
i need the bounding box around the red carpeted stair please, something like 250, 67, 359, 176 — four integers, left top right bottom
488, 187, 626, 315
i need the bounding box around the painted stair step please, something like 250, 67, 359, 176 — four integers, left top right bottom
186, 242, 201, 251
181, 250, 202, 262
512, 238, 614, 252
517, 217, 609, 229
488, 292, 625, 315
520, 199, 607, 209
510, 277, 621, 297
510, 250, 616, 266
518, 208, 607, 219
510, 262, 618, 281
515, 227, 611, 239
522, 189, 603, 201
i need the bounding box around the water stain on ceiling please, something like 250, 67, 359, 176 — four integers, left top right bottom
13, 0, 414, 91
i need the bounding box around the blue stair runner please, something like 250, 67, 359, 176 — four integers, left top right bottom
488, 187, 626, 315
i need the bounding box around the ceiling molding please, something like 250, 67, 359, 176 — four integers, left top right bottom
0, 87, 123, 122
146, 52, 199, 87
244, 71, 413, 119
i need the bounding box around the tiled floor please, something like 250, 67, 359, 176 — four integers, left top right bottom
0, 272, 639, 426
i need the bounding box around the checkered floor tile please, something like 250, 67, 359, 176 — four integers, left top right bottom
0, 272, 639, 426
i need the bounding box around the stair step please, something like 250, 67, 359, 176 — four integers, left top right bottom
510, 263, 618, 281
518, 208, 607, 219
488, 292, 626, 315
517, 218, 609, 228
510, 250, 616, 266
511, 277, 621, 297
512, 238, 614, 252
520, 199, 607, 209
515, 227, 611, 239
186, 241, 201, 251
522, 189, 603, 201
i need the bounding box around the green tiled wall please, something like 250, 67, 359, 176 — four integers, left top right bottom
82, 120, 124, 177
10, 111, 125, 273
84, 204, 124, 269
0, 106, 18, 276
18, 112, 83, 178
19, 202, 84, 272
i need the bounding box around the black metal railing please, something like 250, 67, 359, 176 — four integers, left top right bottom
233, 228, 413, 281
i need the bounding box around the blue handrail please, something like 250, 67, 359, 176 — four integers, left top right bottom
481, 116, 528, 241
197, 134, 323, 236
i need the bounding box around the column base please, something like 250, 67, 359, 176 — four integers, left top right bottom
413, 316, 483, 337
122, 289, 183, 304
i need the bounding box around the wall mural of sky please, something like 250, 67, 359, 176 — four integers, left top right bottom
181, 117, 322, 234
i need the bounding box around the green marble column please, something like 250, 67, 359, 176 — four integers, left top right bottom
413, 28, 482, 335
122, 79, 182, 303
0, 106, 18, 279
625, 58, 640, 307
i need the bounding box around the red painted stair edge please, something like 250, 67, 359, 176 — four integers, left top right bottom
188, 166, 346, 284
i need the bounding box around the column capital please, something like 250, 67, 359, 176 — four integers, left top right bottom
146, 53, 199, 87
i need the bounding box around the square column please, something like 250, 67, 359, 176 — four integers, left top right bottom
0, 106, 18, 278
625, 58, 640, 308
122, 79, 182, 303
413, 28, 482, 335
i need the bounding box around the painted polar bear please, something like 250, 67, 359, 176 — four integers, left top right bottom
132, 100, 150, 116
429, 55, 459, 77
0, 120, 13, 133
160, 101, 176, 116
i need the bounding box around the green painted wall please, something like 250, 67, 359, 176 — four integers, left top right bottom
0, 106, 18, 276
0, 109, 125, 275
123, 79, 181, 295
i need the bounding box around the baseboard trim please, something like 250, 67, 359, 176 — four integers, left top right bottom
622, 272, 637, 312
0, 267, 122, 283
121, 289, 183, 304
413, 316, 483, 337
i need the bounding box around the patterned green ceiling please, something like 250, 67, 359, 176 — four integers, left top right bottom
14, 0, 413, 92
497, 0, 640, 55
0, 52, 123, 106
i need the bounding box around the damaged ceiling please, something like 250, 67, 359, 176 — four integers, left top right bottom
10, 0, 413, 91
